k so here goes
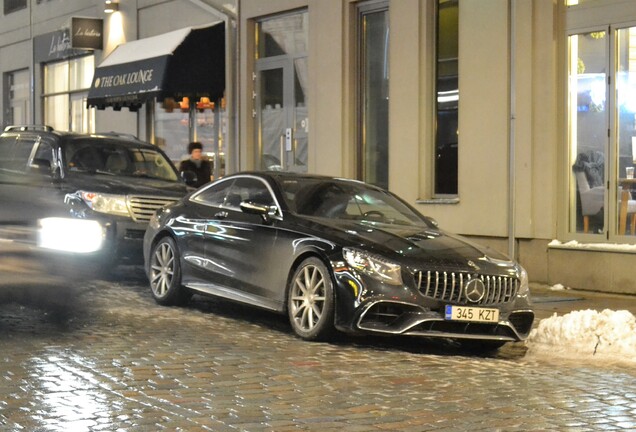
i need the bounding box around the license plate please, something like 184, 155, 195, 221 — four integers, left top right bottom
444, 305, 499, 323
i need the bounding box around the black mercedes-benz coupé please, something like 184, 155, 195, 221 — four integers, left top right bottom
144, 172, 534, 350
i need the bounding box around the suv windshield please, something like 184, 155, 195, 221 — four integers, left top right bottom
64, 138, 178, 181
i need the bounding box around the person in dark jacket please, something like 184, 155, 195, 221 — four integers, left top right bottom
179, 142, 212, 188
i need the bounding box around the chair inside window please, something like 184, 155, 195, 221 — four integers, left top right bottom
573, 151, 636, 234
573, 170, 605, 233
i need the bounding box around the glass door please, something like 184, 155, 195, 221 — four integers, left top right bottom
567, 25, 636, 240
615, 26, 636, 237
567, 30, 609, 235
255, 11, 308, 173
256, 59, 307, 172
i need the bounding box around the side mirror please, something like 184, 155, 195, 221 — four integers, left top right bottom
240, 201, 277, 224
181, 170, 197, 186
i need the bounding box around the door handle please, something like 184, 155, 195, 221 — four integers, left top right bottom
214, 211, 228, 219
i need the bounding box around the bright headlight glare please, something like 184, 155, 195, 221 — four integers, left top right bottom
81, 191, 130, 217
38, 218, 104, 253
343, 248, 403, 285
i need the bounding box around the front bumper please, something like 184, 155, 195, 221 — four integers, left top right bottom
332, 265, 535, 342
355, 301, 534, 341
100, 217, 147, 263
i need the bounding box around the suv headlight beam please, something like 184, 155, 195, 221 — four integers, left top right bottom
78, 191, 131, 217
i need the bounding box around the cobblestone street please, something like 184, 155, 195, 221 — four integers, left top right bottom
1, 265, 635, 431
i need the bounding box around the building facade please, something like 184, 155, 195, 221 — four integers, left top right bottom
2, 0, 636, 294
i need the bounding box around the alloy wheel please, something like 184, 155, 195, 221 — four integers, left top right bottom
290, 264, 327, 332
150, 241, 175, 298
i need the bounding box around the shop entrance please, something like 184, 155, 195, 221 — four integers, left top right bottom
254, 11, 308, 173
255, 58, 307, 172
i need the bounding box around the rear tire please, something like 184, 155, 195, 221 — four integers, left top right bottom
148, 236, 190, 306
287, 257, 335, 341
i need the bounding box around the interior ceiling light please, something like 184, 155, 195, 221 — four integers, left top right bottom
104, 1, 119, 13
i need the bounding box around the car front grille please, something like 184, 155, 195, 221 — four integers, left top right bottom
416, 271, 519, 305
128, 196, 178, 223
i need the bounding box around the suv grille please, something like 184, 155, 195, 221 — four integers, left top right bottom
416, 271, 519, 305
128, 196, 178, 222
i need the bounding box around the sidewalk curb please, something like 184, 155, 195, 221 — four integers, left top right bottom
530, 282, 636, 321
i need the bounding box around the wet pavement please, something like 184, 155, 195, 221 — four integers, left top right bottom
1, 264, 636, 431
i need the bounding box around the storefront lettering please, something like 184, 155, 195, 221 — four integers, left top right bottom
98, 69, 154, 88
74, 27, 102, 39
48, 33, 72, 56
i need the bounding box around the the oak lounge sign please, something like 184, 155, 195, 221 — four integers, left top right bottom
90, 56, 167, 109
87, 23, 226, 111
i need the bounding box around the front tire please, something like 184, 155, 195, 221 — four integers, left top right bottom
148, 236, 190, 306
287, 257, 335, 341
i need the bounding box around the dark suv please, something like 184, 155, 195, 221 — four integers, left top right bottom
0, 125, 189, 275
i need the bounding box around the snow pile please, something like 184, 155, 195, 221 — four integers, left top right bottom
526, 309, 636, 362
548, 239, 636, 252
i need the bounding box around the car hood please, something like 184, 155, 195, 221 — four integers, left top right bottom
299, 217, 517, 274
67, 173, 188, 197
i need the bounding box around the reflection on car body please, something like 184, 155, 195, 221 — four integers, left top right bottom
144, 171, 534, 350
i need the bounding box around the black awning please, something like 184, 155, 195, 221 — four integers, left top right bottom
87, 23, 225, 111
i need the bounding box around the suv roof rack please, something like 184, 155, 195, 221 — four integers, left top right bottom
4, 125, 54, 132
96, 131, 140, 140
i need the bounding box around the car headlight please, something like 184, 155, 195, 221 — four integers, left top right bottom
518, 265, 529, 295
148, 211, 161, 230
343, 248, 403, 286
80, 191, 130, 217
38, 218, 104, 253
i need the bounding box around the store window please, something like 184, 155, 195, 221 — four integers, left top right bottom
255, 11, 308, 173
42, 56, 95, 133
154, 97, 227, 179
434, 0, 459, 196
357, 1, 389, 189
4, 69, 30, 127
567, 25, 636, 239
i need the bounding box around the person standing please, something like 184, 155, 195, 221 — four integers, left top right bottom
179, 142, 213, 188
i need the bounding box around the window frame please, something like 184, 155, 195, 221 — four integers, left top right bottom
432, 0, 459, 198
41, 55, 95, 133
563, 20, 636, 242
355, 0, 390, 190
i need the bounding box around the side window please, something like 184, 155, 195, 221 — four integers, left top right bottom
13, 138, 38, 173
191, 179, 234, 207
29, 141, 55, 173
0, 136, 18, 170
191, 177, 275, 210
224, 177, 274, 209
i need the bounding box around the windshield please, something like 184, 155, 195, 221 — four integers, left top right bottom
278, 177, 432, 227
64, 138, 179, 182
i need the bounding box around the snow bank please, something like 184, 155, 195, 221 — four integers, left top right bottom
548, 239, 636, 252
526, 309, 636, 363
